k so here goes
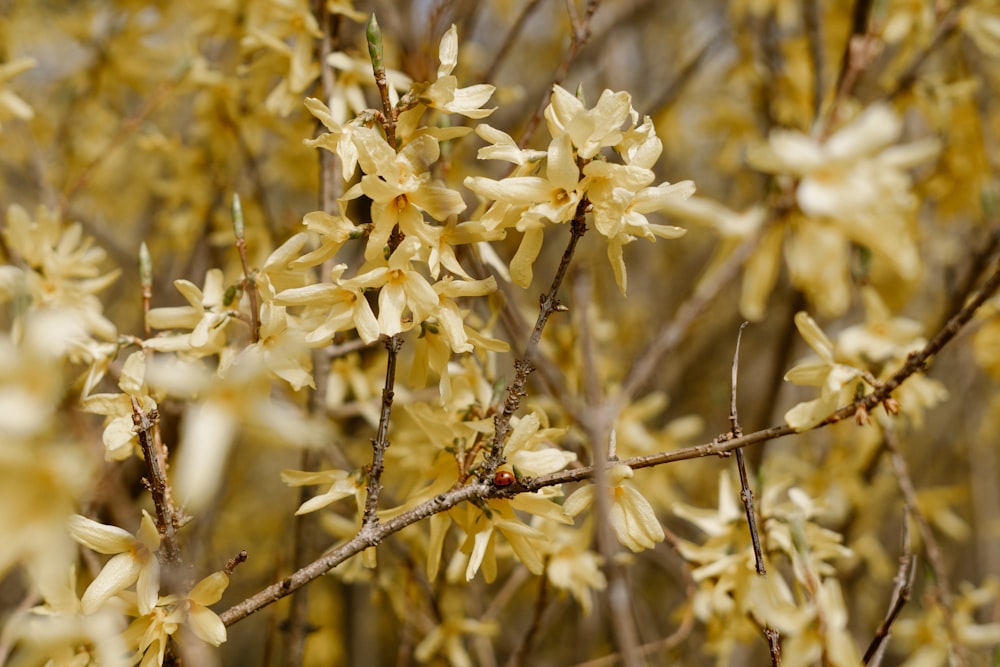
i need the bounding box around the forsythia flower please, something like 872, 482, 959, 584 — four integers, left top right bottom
347, 126, 466, 260
0, 57, 36, 129
281, 468, 365, 515
563, 464, 665, 552
783, 312, 866, 430
145, 269, 231, 355
68, 511, 161, 615
749, 104, 937, 273
416, 25, 496, 119
81, 350, 158, 461
466, 86, 694, 293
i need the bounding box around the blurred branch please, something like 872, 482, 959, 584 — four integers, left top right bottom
482, 0, 545, 83
518, 0, 602, 149
863, 513, 916, 666
881, 423, 963, 658
617, 219, 765, 403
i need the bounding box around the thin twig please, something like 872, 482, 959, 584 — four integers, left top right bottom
482, 0, 545, 83
364, 335, 403, 526
728, 323, 766, 576
518, 0, 602, 150
727, 322, 778, 663
881, 423, 963, 659
505, 564, 551, 667
864, 513, 916, 665
231, 194, 260, 343
488, 202, 588, 467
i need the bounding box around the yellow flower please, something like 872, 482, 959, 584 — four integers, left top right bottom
68, 511, 161, 615
144, 269, 230, 355
275, 264, 381, 346
347, 126, 465, 260
544, 85, 634, 159
748, 103, 938, 283
81, 350, 158, 461
564, 464, 665, 552
0, 57, 36, 129
1, 204, 119, 341
416, 25, 496, 119
340, 236, 440, 337
281, 468, 364, 515
783, 312, 865, 431
302, 97, 360, 179
183, 571, 229, 647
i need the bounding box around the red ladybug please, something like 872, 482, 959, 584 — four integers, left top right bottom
493, 470, 515, 487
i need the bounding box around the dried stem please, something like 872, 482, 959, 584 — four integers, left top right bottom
727, 322, 777, 662
882, 423, 961, 652
231, 194, 260, 343
863, 514, 916, 665
518, 0, 602, 150
364, 334, 403, 526
130, 396, 182, 564
617, 220, 764, 403
505, 565, 551, 667
488, 202, 588, 467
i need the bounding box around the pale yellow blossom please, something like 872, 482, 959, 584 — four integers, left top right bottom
68, 511, 161, 615
564, 464, 665, 552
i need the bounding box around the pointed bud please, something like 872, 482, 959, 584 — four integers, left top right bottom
231, 193, 244, 240
366, 14, 384, 73
139, 242, 152, 290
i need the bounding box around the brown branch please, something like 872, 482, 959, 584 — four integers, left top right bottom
617, 220, 764, 403
518, 0, 602, 150
505, 563, 551, 667
363, 334, 403, 526
231, 194, 260, 344
488, 202, 588, 467
130, 396, 182, 564
863, 513, 916, 665
482, 0, 545, 84
727, 322, 778, 663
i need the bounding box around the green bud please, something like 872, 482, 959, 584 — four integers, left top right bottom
139, 242, 152, 289
231, 193, 244, 240
366, 14, 384, 73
